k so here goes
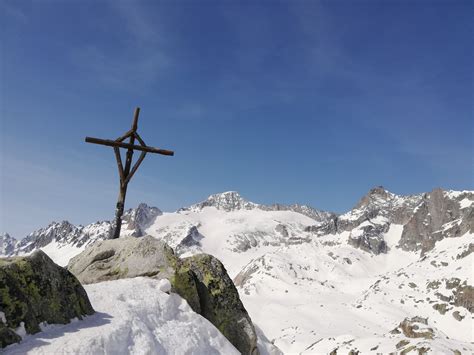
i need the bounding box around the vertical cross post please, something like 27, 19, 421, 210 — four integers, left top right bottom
113, 107, 140, 239
85, 106, 174, 240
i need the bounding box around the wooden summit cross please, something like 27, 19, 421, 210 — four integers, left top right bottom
85, 107, 174, 239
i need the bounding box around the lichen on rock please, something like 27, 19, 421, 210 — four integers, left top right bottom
0, 250, 94, 348
177, 254, 259, 355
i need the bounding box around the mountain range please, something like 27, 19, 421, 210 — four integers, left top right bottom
1, 187, 473, 353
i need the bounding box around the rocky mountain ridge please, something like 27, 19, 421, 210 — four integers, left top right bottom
1, 187, 472, 259
179, 190, 333, 221
2, 203, 162, 257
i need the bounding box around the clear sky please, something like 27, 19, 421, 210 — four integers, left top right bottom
1, 0, 473, 238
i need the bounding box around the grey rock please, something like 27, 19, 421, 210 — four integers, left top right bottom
67, 236, 176, 284
399, 188, 474, 253
348, 221, 390, 255
339, 186, 423, 232
0, 251, 94, 348
175, 226, 204, 254
121, 203, 162, 237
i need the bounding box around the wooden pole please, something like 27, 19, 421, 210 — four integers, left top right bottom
112, 108, 139, 239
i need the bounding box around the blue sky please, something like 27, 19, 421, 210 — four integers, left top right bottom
1, 0, 473, 238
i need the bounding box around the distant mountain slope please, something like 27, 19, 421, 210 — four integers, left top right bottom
1, 187, 472, 353
181, 190, 333, 221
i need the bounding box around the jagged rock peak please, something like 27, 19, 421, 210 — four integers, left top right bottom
123, 203, 162, 231
186, 191, 259, 212
354, 186, 397, 209
0, 233, 17, 255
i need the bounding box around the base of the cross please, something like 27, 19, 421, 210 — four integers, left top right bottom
112, 201, 125, 239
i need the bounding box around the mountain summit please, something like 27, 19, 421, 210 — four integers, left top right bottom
186, 191, 259, 212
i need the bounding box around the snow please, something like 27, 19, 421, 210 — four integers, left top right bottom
459, 197, 473, 209
0, 311, 6, 323
236, 230, 473, 354
445, 190, 473, 199
39, 241, 85, 267
145, 207, 316, 276
4, 278, 239, 355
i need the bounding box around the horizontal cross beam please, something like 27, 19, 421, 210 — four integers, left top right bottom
85, 137, 174, 156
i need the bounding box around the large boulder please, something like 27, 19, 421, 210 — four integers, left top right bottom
67, 236, 177, 284
176, 254, 259, 355
67, 236, 259, 355
0, 251, 94, 348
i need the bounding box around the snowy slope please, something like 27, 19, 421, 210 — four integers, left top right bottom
3, 278, 240, 355
147, 207, 318, 276
235, 228, 473, 353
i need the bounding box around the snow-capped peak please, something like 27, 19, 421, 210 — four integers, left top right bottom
354, 186, 397, 209
184, 191, 259, 212
122, 203, 162, 234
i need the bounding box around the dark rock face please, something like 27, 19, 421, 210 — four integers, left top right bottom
0, 251, 94, 348
121, 203, 162, 237
175, 254, 259, 355
342, 186, 423, 231
399, 189, 474, 253
175, 226, 203, 254
348, 222, 390, 254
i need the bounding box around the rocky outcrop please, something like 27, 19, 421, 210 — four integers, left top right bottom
175, 226, 204, 255
338, 186, 423, 231
67, 236, 259, 355
67, 236, 176, 284
399, 189, 474, 253
175, 254, 258, 355
0, 251, 94, 348
121, 203, 162, 237
348, 222, 390, 254
398, 317, 434, 339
